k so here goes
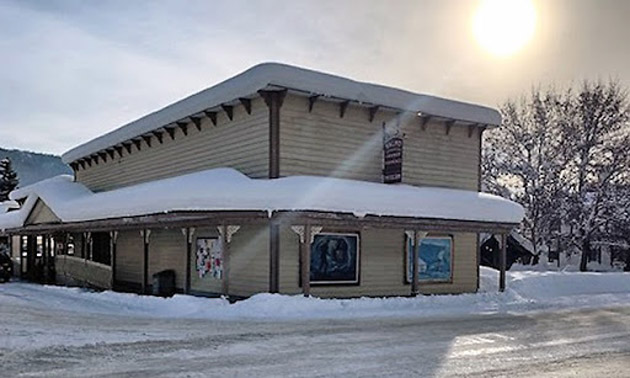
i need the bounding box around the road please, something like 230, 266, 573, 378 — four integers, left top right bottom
1, 302, 628, 377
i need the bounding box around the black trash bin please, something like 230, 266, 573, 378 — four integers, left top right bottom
152, 269, 176, 297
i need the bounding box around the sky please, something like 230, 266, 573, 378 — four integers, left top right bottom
1, 0, 629, 155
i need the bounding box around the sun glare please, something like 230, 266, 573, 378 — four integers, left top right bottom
473, 0, 537, 57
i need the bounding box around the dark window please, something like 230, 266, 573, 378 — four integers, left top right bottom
91, 232, 111, 265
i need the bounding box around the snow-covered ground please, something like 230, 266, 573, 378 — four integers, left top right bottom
1, 267, 628, 325
1, 268, 629, 377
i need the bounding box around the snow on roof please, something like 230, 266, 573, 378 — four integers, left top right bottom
0, 200, 19, 214
0, 168, 523, 231
62, 62, 501, 163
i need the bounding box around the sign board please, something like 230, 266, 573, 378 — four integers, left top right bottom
382, 120, 403, 183
383, 137, 403, 183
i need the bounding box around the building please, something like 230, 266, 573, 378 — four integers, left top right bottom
0, 63, 523, 298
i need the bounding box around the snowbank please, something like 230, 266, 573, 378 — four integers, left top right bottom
0, 168, 524, 230
0, 267, 627, 321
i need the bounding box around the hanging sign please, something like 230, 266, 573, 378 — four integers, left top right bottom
382, 121, 403, 183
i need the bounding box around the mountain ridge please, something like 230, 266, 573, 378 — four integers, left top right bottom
0, 147, 72, 188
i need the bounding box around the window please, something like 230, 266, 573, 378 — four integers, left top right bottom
406, 236, 453, 283
310, 233, 360, 285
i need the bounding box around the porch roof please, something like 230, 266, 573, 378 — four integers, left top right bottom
0, 168, 523, 233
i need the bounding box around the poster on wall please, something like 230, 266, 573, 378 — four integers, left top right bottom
196, 237, 223, 279
310, 233, 359, 284
407, 237, 452, 282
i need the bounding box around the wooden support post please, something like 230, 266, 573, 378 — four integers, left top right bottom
141, 229, 151, 294
269, 222, 280, 293
217, 225, 239, 296
182, 227, 194, 294
300, 226, 311, 297
292, 225, 322, 297
110, 231, 118, 290
220, 225, 229, 295
407, 230, 427, 297
259, 89, 287, 179
500, 233, 507, 292
43, 235, 49, 283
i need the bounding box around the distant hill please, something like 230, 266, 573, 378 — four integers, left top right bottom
0, 148, 72, 187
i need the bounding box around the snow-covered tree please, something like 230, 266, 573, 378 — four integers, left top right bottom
562, 81, 630, 270
483, 81, 630, 271
483, 88, 568, 256
0, 157, 19, 202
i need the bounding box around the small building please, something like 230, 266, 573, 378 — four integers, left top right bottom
480, 231, 537, 270
0, 63, 523, 298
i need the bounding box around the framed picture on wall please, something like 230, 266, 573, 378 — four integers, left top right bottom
406, 236, 453, 283
310, 233, 360, 285
196, 237, 223, 280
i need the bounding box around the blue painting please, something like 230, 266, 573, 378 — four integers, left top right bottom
310, 233, 359, 284
407, 237, 452, 282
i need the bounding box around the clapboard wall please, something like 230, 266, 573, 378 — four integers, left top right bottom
279, 94, 481, 191
279, 226, 478, 298
75, 98, 268, 192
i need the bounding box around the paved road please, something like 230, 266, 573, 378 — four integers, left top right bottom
1, 305, 629, 377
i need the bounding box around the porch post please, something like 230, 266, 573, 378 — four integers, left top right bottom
269, 221, 280, 293
141, 229, 151, 294
407, 230, 427, 297
218, 225, 240, 296
300, 224, 310, 297
182, 227, 195, 294
499, 233, 507, 292
291, 224, 323, 297
109, 231, 118, 290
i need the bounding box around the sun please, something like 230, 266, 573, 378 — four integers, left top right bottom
473, 0, 537, 57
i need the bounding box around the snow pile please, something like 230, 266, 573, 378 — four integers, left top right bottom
1, 267, 627, 321
62, 62, 500, 163
0, 168, 524, 230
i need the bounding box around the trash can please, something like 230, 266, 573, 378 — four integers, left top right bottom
152, 269, 176, 297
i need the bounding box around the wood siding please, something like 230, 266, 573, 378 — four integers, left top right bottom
402, 119, 480, 190
280, 95, 388, 182
147, 228, 187, 290
75, 98, 269, 192
24, 200, 60, 225
115, 230, 144, 285
279, 225, 477, 298
280, 94, 481, 190
190, 225, 269, 297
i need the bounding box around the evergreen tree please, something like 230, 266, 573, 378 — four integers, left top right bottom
0, 157, 19, 202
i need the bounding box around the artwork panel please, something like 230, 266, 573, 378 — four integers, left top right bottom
310, 233, 359, 284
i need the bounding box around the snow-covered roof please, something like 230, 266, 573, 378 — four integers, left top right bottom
0, 200, 19, 214
62, 62, 501, 163
0, 168, 523, 231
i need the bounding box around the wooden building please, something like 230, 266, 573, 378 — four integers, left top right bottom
0, 63, 523, 298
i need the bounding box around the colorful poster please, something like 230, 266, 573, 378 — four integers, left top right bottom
196, 238, 223, 279
407, 237, 452, 282
310, 233, 359, 284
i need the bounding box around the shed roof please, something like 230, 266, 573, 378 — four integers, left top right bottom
0, 168, 523, 232
62, 62, 501, 164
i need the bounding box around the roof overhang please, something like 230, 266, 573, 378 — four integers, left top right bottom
2, 210, 518, 236
61, 62, 501, 164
